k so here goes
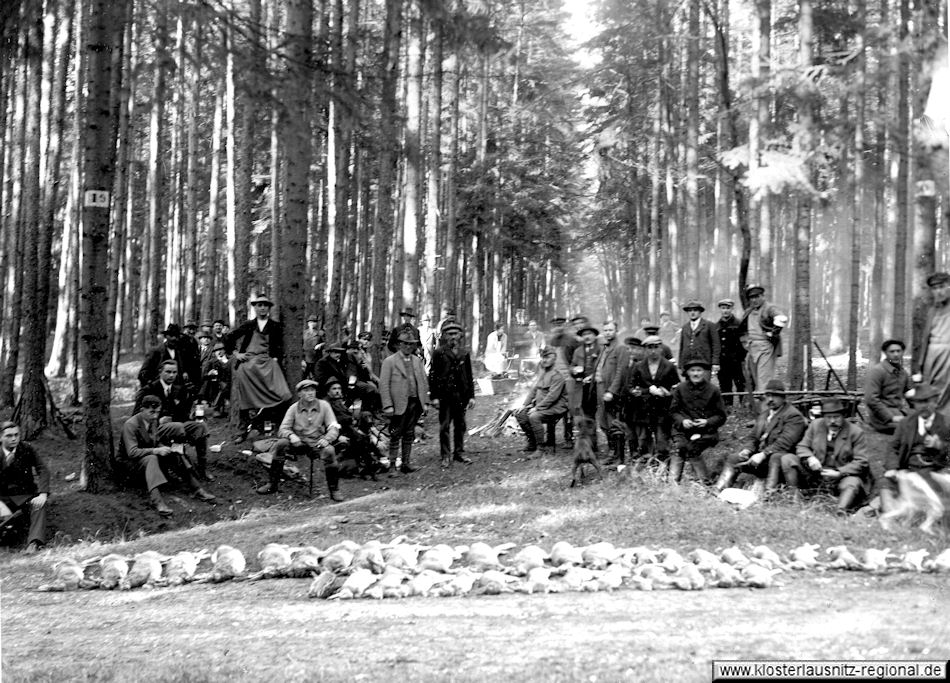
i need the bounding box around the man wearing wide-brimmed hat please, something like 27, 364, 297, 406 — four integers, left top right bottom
738, 283, 788, 392
864, 338, 911, 434
429, 321, 475, 468
571, 323, 603, 449
714, 378, 806, 496
224, 294, 292, 443
387, 307, 420, 353
260, 378, 344, 500
913, 272, 950, 416
677, 300, 720, 374
881, 382, 950, 513
138, 322, 200, 389
669, 358, 727, 484
380, 329, 430, 474
784, 398, 870, 512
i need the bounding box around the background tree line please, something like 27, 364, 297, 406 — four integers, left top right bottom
0, 0, 946, 489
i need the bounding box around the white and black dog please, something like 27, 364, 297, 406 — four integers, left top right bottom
880, 470, 950, 535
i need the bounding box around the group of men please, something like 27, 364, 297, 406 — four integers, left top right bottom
7, 273, 950, 550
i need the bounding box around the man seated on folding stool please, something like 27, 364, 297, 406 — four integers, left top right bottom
258, 378, 344, 501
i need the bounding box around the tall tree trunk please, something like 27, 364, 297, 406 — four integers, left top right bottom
278, 0, 313, 389
749, 0, 772, 293
423, 16, 442, 320
81, 0, 130, 492
18, 0, 48, 438
682, 0, 700, 297
369, 0, 402, 370
847, 0, 866, 389
892, 0, 911, 338
442, 49, 460, 314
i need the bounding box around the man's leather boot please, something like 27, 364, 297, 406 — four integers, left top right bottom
150, 487, 173, 516
257, 458, 282, 494
691, 455, 709, 483
195, 440, 215, 482
326, 466, 344, 502
836, 486, 858, 514
668, 452, 684, 484
714, 465, 736, 492
400, 445, 417, 474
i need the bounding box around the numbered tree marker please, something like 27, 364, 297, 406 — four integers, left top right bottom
84, 190, 110, 207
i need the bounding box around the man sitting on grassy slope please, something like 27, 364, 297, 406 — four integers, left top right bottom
715, 379, 806, 497
669, 358, 727, 485
783, 398, 870, 513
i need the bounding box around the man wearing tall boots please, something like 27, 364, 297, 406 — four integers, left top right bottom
380, 330, 430, 474
258, 379, 344, 501
715, 379, 806, 496
571, 324, 602, 451
515, 348, 568, 456
669, 359, 727, 484
595, 320, 629, 465
626, 336, 680, 463
0, 422, 50, 553
134, 359, 215, 482
429, 322, 476, 468
738, 284, 788, 393
782, 398, 870, 513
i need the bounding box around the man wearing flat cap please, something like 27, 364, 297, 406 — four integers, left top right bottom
315, 343, 350, 396
716, 298, 746, 405
429, 321, 475, 467
738, 284, 788, 392
515, 348, 568, 455
677, 300, 720, 374
715, 379, 806, 496
625, 335, 680, 462
913, 272, 950, 415
881, 382, 950, 514
669, 358, 727, 484
380, 329, 430, 474
259, 378, 344, 500
225, 294, 292, 443
783, 398, 870, 512
865, 339, 911, 434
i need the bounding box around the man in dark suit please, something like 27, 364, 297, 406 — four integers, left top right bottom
626, 336, 680, 462
0, 421, 50, 553
716, 298, 746, 405
677, 299, 720, 374
118, 395, 215, 516
134, 360, 214, 482
429, 321, 475, 468
138, 323, 201, 389
715, 379, 806, 496
388, 307, 420, 353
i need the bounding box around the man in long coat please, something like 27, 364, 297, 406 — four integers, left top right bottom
380, 330, 430, 474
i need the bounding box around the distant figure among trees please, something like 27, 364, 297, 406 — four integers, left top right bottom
484, 323, 509, 376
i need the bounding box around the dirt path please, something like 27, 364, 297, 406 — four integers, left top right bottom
4, 574, 948, 681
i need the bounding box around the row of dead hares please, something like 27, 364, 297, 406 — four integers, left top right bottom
37, 537, 950, 596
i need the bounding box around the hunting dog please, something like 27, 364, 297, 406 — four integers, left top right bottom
569, 416, 602, 487
880, 470, 950, 535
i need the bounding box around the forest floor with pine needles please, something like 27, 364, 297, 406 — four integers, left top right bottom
1, 357, 949, 681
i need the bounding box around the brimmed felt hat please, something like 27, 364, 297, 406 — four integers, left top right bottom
540, 347, 558, 358
682, 299, 705, 312
549, 316, 567, 325
642, 335, 663, 347
295, 379, 319, 392
570, 315, 588, 324
718, 298, 735, 308
183, 320, 198, 330
624, 336, 642, 346
763, 379, 786, 395
683, 357, 711, 370
442, 322, 463, 334
397, 330, 419, 344
324, 376, 342, 390
162, 323, 182, 336
745, 283, 765, 296
906, 383, 940, 401
197, 331, 211, 340
821, 398, 846, 414
578, 325, 600, 337
641, 323, 660, 333
926, 272, 950, 287
250, 294, 274, 306
399, 307, 416, 318
327, 343, 346, 353
881, 338, 905, 351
